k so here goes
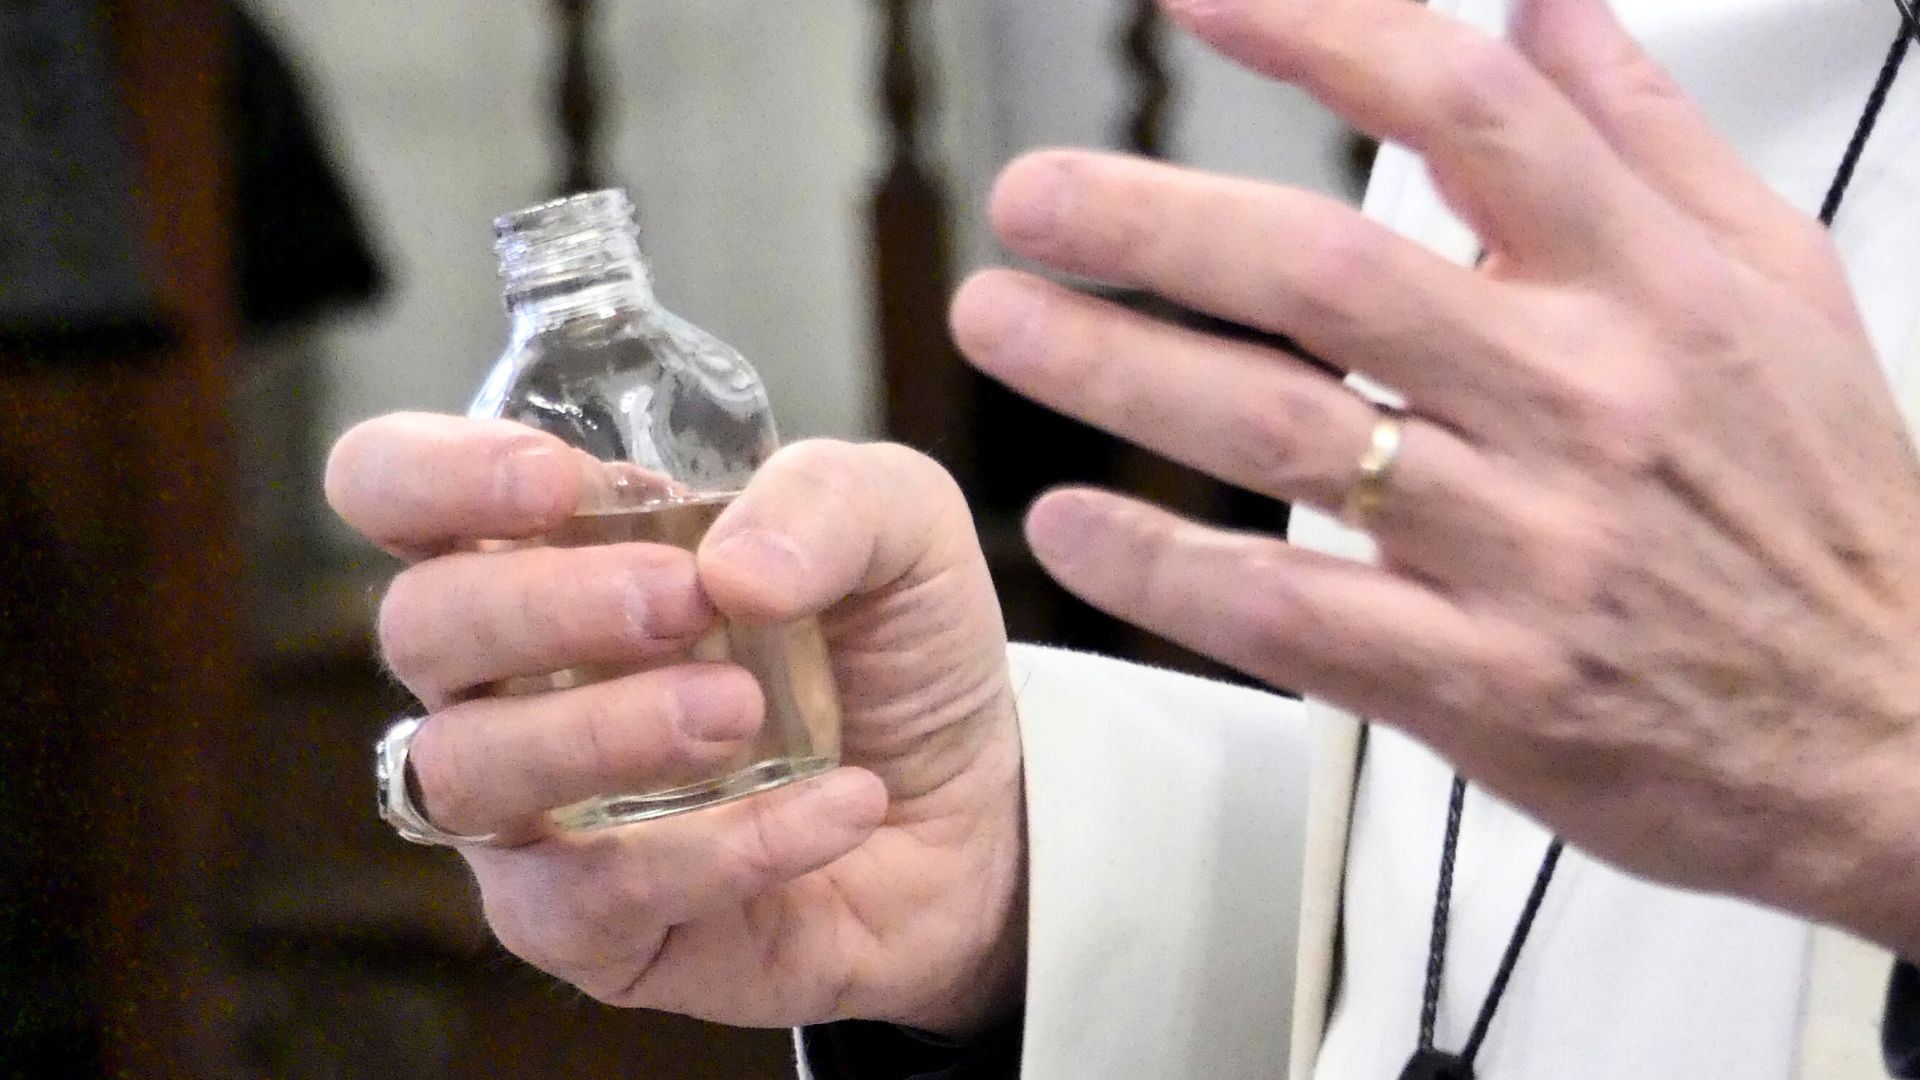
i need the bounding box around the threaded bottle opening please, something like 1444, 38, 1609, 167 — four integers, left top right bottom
495, 189, 649, 308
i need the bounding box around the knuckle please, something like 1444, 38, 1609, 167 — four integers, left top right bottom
575, 695, 629, 785
505, 548, 667, 665
1231, 553, 1314, 652
1223, 380, 1340, 497
1520, 335, 1678, 470
538, 551, 631, 653
1433, 35, 1531, 139
570, 685, 662, 784
1426, 655, 1497, 726
528, 547, 666, 657
1294, 217, 1388, 319
719, 805, 789, 892
874, 441, 969, 515
768, 439, 870, 501
1116, 506, 1184, 614
773, 437, 859, 473
1236, 592, 1340, 693
1104, 179, 1182, 280
806, 458, 873, 516
1607, 52, 1687, 112
1575, 377, 1678, 470
559, 857, 656, 945
1526, 507, 1612, 605
868, 440, 951, 491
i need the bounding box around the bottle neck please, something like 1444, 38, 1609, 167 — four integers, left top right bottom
495, 189, 657, 329
505, 260, 659, 330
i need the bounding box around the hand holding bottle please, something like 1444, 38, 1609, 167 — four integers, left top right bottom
328, 418, 1028, 1035
473, 190, 837, 824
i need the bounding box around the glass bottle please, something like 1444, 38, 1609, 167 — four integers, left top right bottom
472, 189, 841, 828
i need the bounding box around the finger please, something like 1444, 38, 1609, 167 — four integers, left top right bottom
1508, 0, 1845, 301
469, 768, 888, 1006
1160, 0, 1652, 268
953, 270, 1509, 518
697, 440, 976, 623
380, 542, 719, 707
986, 153, 1553, 429
951, 270, 1547, 587
408, 663, 766, 837
325, 412, 585, 559
1024, 488, 1501, 726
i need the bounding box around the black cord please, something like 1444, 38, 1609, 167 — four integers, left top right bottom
1819, 25, 1912, 226
1418, 777, 1469, 1051
1414, 780, 1565, 1069
1460, 840, 1565, 1063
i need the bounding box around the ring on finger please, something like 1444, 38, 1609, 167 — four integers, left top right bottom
376, 715, 503, 847
1340, 408, 1406, 530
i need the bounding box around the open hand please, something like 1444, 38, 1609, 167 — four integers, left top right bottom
954, 0, 1920, 953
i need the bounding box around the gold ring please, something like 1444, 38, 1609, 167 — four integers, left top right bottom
1341, 413, 1405, 528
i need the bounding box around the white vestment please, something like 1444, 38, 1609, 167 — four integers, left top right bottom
802, 0, 1920, 1076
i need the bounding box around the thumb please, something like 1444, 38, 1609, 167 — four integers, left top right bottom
697, 440, 974, 623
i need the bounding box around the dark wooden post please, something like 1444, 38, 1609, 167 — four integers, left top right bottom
1108, 1, 1210, 520
1120, 0, 1171, 157
552, 0, 606, 196
871, 0, 970, 484
63, 0, 244, 1070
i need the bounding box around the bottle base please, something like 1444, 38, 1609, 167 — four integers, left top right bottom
548, 754, 841, 831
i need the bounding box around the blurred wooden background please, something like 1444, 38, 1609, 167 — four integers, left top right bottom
0, 0, 1357, 1074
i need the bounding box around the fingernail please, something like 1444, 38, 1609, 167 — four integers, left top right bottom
499, 444, 571, 520
709, 529, 807, 584
618, 573, 655, 639
673, 669, 762, 742
1026, 490, 1106, 568
622, 558, 713, 641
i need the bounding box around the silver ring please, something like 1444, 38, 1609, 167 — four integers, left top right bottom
376, 716, 501, 847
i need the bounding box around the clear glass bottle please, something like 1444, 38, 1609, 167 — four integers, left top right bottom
472, 189, 841, 828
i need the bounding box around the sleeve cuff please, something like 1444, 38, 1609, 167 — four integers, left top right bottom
1883, 960, 1920, 1078
797, 1018, 1022, 1080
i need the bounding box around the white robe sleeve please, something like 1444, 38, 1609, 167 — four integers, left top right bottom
793, 643, 1315, 1080
1007, 644, 1315, 1080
